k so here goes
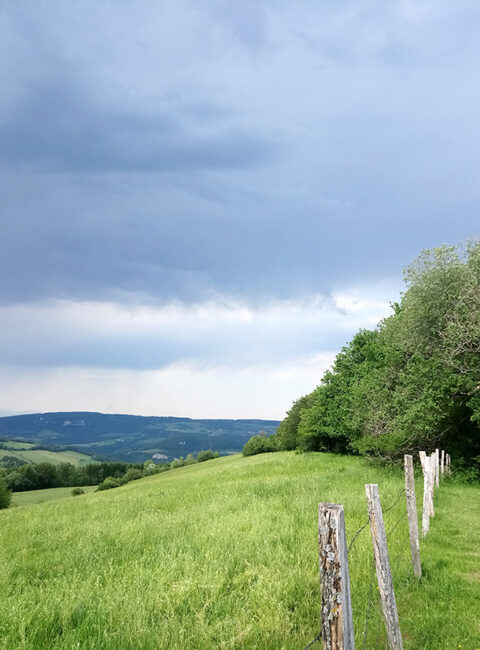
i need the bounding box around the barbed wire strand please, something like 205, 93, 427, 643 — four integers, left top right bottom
303, 631, 322, 649
361, 554, 376, 650
348, 487, 405, 554
308, 487, 406, 650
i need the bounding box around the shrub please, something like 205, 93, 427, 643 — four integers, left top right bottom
121, 468, 143, 483
96, 476, 122, 492
197, 450, 219, 463
71, 487, 85, 496
242, 435, 277, 457
0, 477, 12, 509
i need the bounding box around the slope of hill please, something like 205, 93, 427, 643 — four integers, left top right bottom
0, 412, 280, 463
0, 440, 96, 467
1, 452, 478, 648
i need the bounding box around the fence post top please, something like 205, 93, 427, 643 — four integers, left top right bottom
319, 502, 344, 512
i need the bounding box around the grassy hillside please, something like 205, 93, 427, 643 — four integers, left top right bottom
11, 485, 97, 507
0, 442, 96, 466
0, 452, 478, 649
0, 412, 280, 463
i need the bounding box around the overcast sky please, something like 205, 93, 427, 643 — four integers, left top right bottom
1, 1, 479, 419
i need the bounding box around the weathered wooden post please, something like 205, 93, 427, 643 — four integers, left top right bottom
318, 503, 355, 649
404, 455, 421, 578
429, 453, 435, 516
365, 484, 404, 650
419, 451, 426, 473
441, 449, 445, 476
421, 454, 431, 537
435, 449, 440, 488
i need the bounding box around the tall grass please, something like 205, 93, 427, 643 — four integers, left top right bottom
0, 452, 478, 648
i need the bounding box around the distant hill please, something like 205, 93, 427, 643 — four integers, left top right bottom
0, 412, 280, 463
0, 439, 97, 468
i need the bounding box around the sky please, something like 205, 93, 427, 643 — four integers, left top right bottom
0, 1, 479, 419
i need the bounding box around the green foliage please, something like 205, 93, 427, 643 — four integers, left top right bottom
120, 468, 143, 484
95, 476, 122, 492
276, 241, 480, 468
196, 449, 219, 462
242, 434, 278, 456
71, 487, 85, 496
0, 476, 11, 509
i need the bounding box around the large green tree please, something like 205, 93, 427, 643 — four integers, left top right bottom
276, 242, 480, 469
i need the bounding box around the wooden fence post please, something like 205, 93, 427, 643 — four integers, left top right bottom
365, 484, 404, 650
404, 455, 421, 578
419, 451, 426, 473
318, 503, 355, 649
429, 453, 435, 516
421, 454, 431, 537
435, 449, 440, 488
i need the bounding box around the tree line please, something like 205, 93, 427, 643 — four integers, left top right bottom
243, 242, 480, 480
0, 449, 221, 509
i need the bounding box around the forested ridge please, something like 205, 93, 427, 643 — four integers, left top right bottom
244, 242, 480, 478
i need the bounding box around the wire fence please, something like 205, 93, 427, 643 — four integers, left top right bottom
303, 487, 408, 649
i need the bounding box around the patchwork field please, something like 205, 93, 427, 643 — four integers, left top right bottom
0, 445, 96, 466
0, 452, 478, 649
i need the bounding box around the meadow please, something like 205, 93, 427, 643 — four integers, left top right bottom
11, 485, 97, 507
0, 452, 478, 649
0, 443, 95, 467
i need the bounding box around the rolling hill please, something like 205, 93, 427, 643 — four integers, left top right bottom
0, 451, 478, 648
0, 412, 280, 463
0, 440, 97, 467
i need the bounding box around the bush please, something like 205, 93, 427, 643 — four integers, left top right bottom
71, 487, 85, 496
96, 476, 122, 492
242, 435, 277, 457
0, 477, 12, 509
121, 468, 143, 483
197, 450, 219, 463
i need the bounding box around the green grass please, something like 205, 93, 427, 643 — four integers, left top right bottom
11, 485, 97, 507
0, 447, 96, 466
0, 452, 479, 649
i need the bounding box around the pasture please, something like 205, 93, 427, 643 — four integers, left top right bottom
0, 452, 478, 648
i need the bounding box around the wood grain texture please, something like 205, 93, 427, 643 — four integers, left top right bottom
318, 503, 355, 650
365, 484, 403, 650
404, 455, 421, 578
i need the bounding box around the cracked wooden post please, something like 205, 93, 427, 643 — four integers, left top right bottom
419, 451, 426, 474
421, 454, 431, 537
318, 503, 355, 649
404, 455, 421, 578
435, 449, 440, 488
429, 453, 435, 517
365, 484, 403, 650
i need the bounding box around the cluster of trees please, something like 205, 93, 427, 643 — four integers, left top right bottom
0, 449, 221, 508
0, 461, 142, 493
244, 243, 480, 477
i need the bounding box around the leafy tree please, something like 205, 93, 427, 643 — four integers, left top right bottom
196, 450, 219, 462
242, 435, 277, 456
0, 477, 11, 509
277, 241, 480, 472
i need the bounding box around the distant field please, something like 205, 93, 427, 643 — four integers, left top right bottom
12, 485, 97, 507
0, 452, 479, 648
0, 446, 96, 466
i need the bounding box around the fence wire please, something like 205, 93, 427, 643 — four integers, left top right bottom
309, 486, 408, 649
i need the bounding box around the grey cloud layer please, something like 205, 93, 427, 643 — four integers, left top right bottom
1, 1, 480, 308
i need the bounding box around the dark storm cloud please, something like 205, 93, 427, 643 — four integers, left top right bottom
0, 0, 480, 309
0, 79, 276, 173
